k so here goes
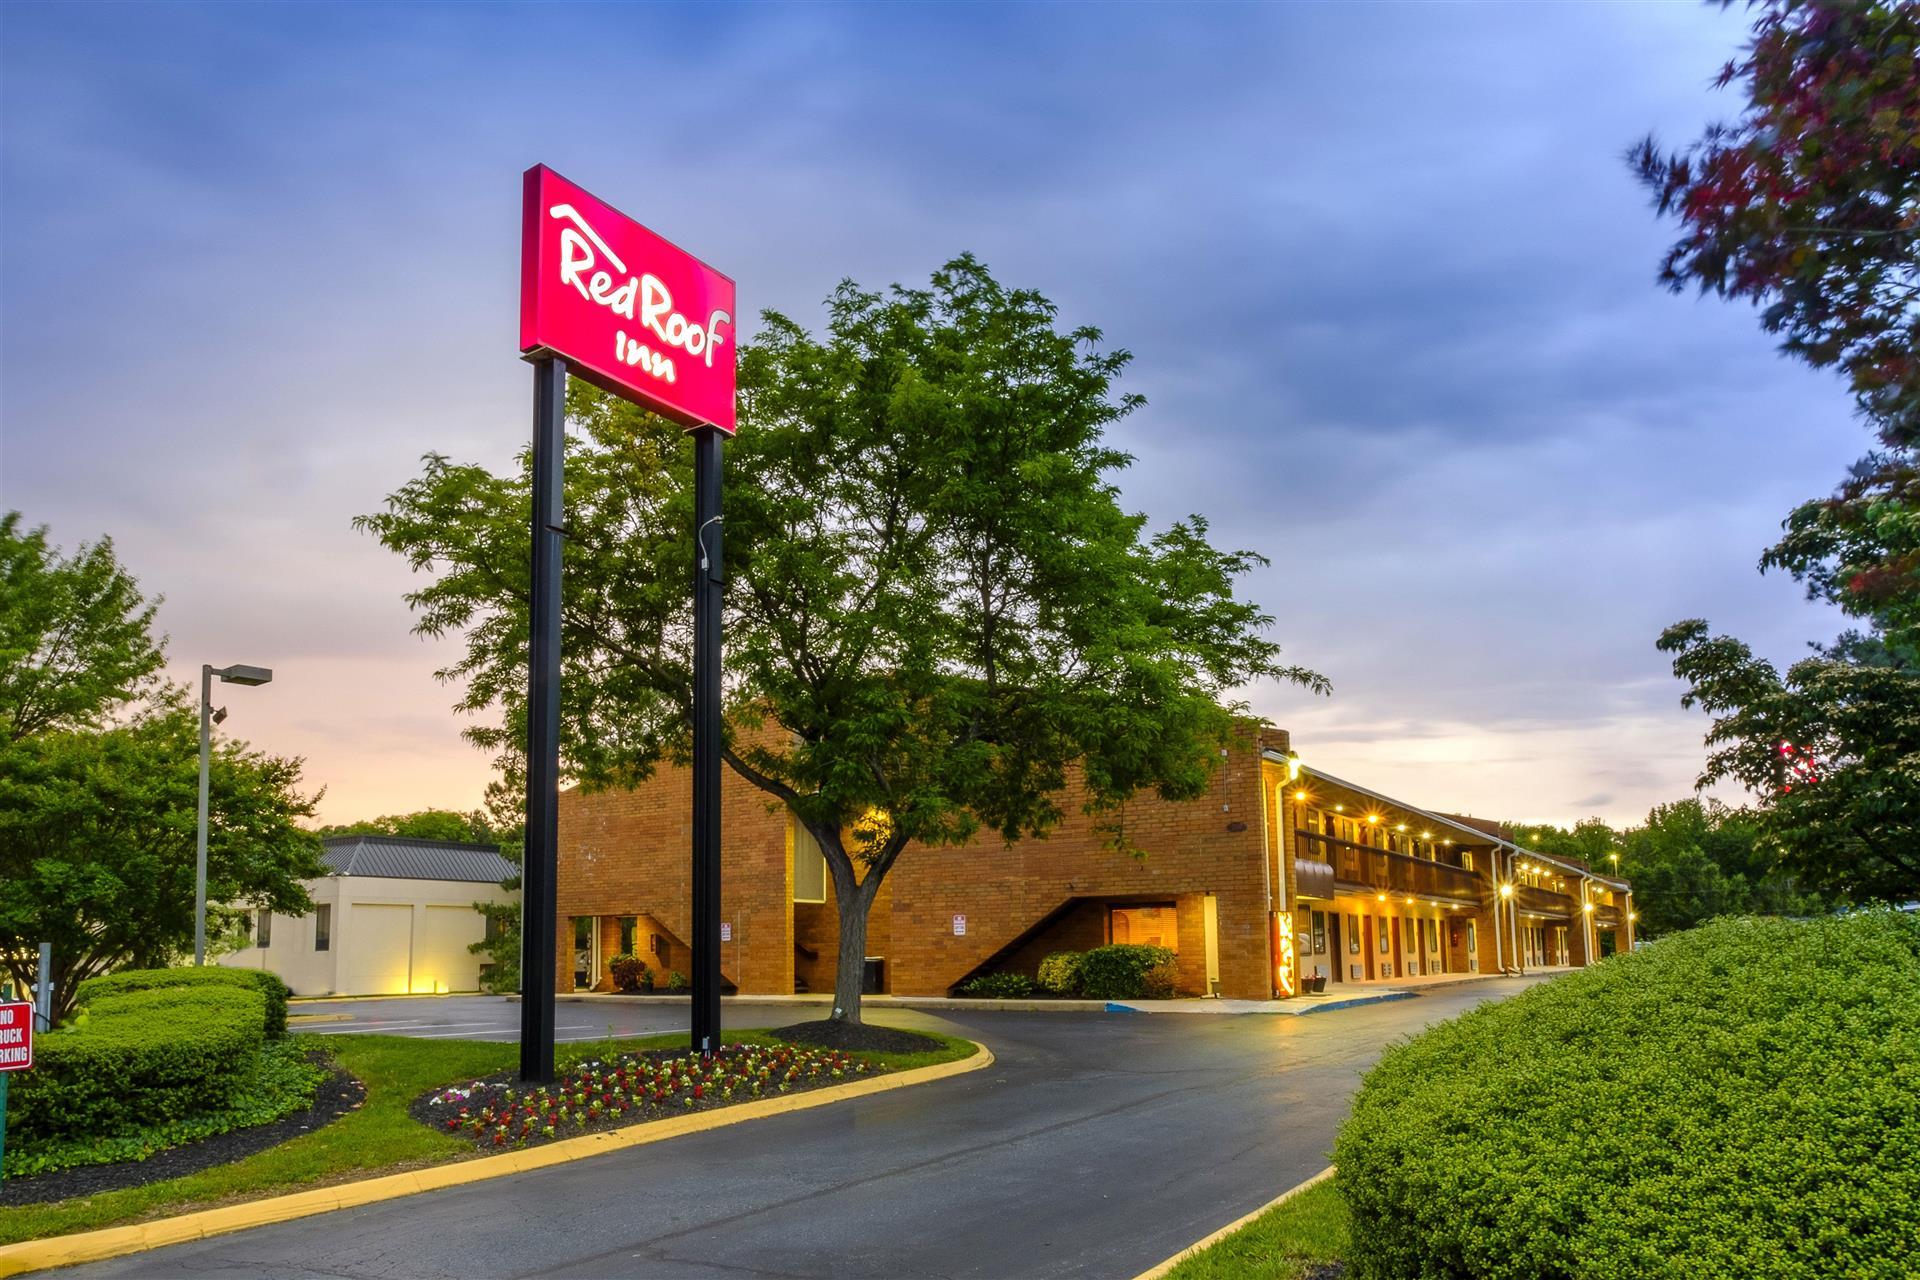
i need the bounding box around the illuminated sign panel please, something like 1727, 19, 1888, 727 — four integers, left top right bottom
519, 164, 737, 433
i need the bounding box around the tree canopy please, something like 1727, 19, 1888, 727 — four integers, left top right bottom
318, 809, 497, 845
0, 511, 165, 742
363, 254, 1322, 1019
1519, 797, 1829, 936
0, 513, 325, 1018
0, 695, 325, 1020
1634, 0, 1920, 902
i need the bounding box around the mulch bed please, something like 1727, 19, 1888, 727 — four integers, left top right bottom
771, 1019, 945, 1055
412, 1041, 885, 1152
0, 1051, 364, 1207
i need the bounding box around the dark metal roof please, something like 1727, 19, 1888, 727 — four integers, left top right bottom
319, 835, 515, 884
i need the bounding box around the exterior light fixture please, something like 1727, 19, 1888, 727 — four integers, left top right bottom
1294, 790, 1309, 801
1376, 892, 1386, 902
1405, 896, 1414, 905
1396, 823, 1408, 832
1367, 814, 1380, 825
1499, 884, 1514, 899
1583, 903, 1595, 913
1334, 804, 1346, 812
1421, 831, 1432, 839
1629, 912, 1637, 921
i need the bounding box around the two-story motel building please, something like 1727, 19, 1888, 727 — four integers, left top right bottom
554, 725, 1634, 999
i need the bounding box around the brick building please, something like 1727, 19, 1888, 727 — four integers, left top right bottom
554, 725, 1634, 999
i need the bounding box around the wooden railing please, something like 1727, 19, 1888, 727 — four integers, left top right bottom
1514, 883, 1577, 916
1295, 831, 1485, 902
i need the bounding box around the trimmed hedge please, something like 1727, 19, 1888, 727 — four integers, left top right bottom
11, 984, 269, 1146
1334, 912, 1920, 1280
958, 972, 1037, 999
1037, 951, 1084, 996
76, 966, 291, 1038
1077, 944, 1176, 1000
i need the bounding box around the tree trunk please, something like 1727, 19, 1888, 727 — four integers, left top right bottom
830, 881, 873, 1024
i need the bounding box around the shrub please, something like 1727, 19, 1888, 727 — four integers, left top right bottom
1036, 951, 1084, 996
11, 984, 269, 1146
1076, 944, 1177, 1000
957, 972, 1037, 999
5, 1038, 324, 1180
664, 969, 689, 992
76, 966, 292, 1039
1140, 959, 1178, 999
1334, 912, 1920, 1280
607, 952, 650, 993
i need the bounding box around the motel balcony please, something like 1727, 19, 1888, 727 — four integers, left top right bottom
1295, 831, 1484, 905
1513, 883, 1579, 917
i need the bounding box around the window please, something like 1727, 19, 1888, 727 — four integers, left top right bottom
1378, 921, 1390, 955
1348, 914, 1361, 953
1461, 850, 1474, 872
314, 904, 331, 952
1109, 905, 1177, 950
793, 820, 827, 903
619, 916, 637, 954
1466, 921, 1477, 953
255, 909, 272, 948
1310, 910, 1327, 955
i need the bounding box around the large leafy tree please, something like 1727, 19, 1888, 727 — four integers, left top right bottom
363, 255, 1321, 1021
0, 514, 325, 1018
1658, 620, 1920, 900
0, 511, 165, 741
0, 696, 325, 1020
1634, 1, 1920, 899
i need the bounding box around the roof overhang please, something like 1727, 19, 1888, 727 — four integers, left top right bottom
1262, 752, 1631, 892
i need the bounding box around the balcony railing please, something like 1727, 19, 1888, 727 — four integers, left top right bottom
1295, 831, 1484, 903
1514, 883, 1577, 916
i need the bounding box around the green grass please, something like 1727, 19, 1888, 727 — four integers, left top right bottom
0, 1027, 977, 1246
1162, 1180, 1349, 1280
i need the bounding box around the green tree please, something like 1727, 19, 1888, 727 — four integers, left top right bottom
363, 256, 1322, 1022
0, 695, 325, 1020
1658, 621, 1920, 901
0, 512, 166, 742
1634, 2, 1920, 893
318, 809, 495, 844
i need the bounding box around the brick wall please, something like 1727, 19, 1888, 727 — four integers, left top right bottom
555, 722, 1284, 1000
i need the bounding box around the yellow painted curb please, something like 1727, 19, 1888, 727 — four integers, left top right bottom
0, 1041, 993, 1277
1129, 1165, 1336, 1280
285, 1013, 351, 1025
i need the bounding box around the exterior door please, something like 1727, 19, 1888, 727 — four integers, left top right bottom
572, 916, 598, 990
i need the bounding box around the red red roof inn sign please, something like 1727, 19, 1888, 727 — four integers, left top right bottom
514, 165, 737, 1081
519, 164, 737, 433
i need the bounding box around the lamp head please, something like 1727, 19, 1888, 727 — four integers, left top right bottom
218, 664, 273, 686
211, 706, 228, 726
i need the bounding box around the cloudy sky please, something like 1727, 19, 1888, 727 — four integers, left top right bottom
1, 2, 1862, 829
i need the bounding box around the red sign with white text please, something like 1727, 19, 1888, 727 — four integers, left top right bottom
520, 165, 737, 433
0, 1001, 31, 1072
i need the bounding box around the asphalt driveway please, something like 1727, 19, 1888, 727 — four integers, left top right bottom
63, 978, 1552, 1279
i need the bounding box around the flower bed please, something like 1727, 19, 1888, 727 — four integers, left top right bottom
414, 1043, 874, 1150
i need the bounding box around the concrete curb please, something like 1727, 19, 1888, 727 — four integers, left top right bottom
502, 992, 1116, 1013
0, 1041, 993, 1277
1130, 1165, 1336, 1280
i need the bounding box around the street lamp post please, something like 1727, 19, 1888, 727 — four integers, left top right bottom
196, 663, 274, 966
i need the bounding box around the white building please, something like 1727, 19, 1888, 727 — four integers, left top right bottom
220, 835, 518, 996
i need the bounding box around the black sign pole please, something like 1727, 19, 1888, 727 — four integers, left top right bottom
691, 425, 724, 1055
520, 354, 565, 1084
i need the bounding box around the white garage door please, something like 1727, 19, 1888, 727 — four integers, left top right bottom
341, 903, 412, 995
418, 904, 485, 993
